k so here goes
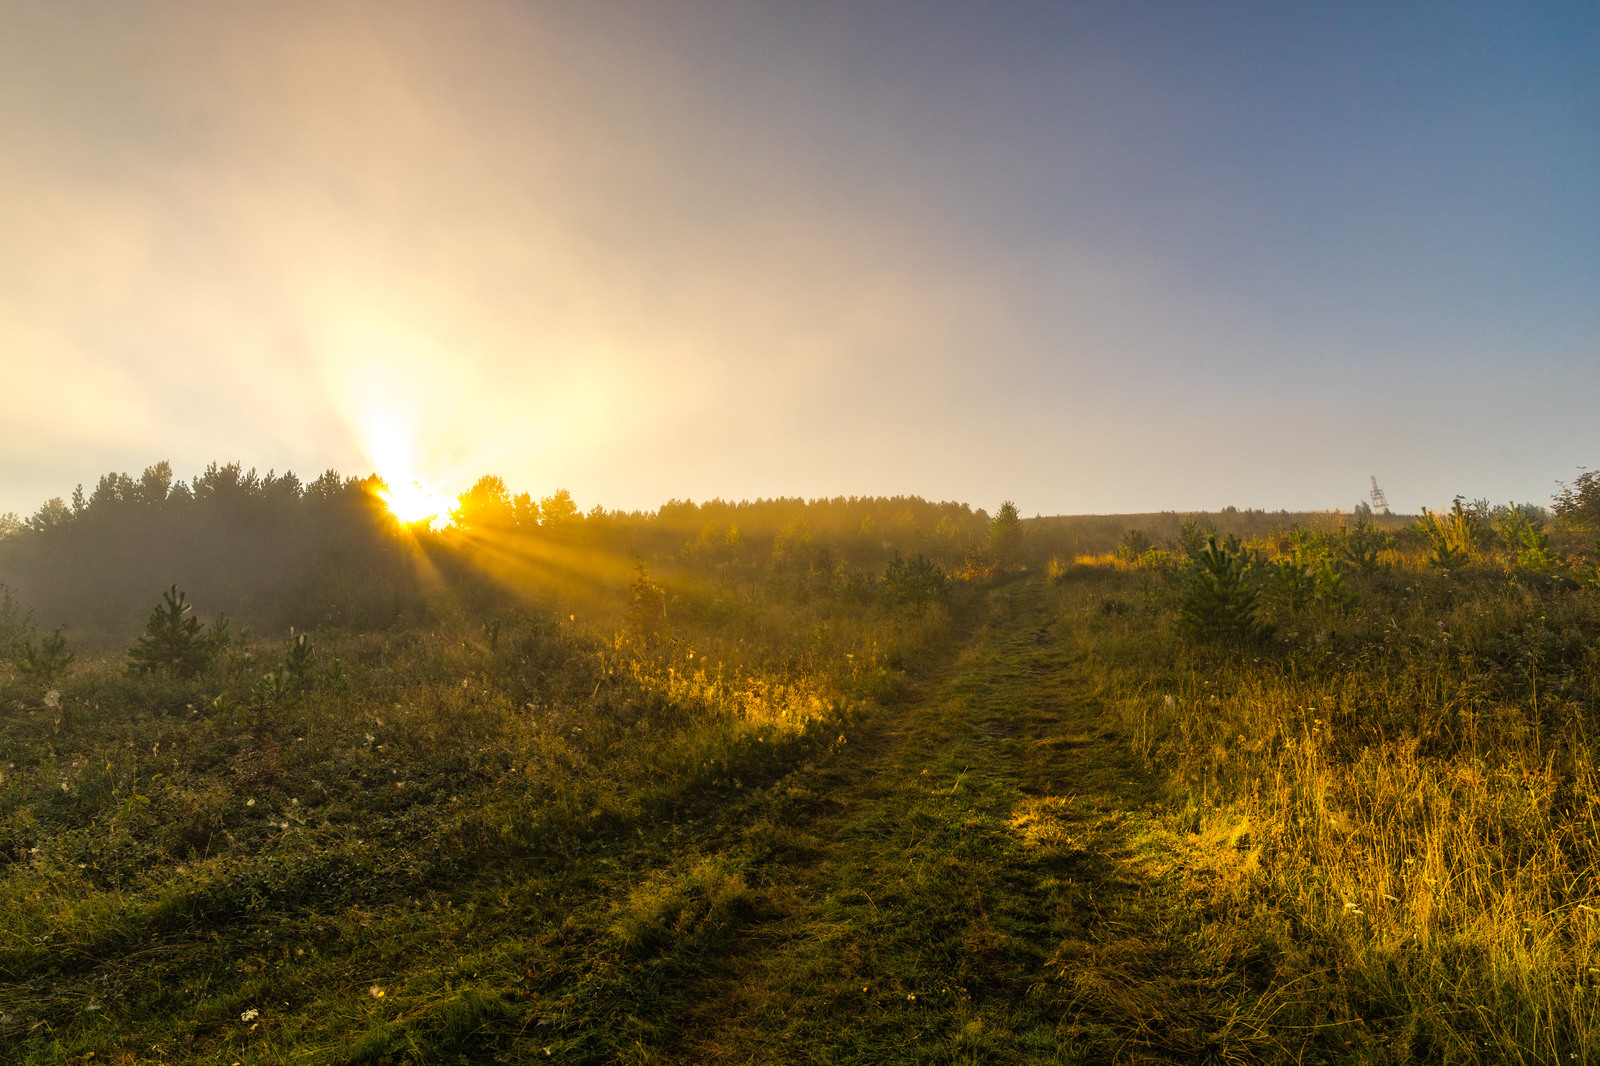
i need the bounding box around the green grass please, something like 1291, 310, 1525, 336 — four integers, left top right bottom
1052, 534, 1600, 1063
4, 512, 1600, 1062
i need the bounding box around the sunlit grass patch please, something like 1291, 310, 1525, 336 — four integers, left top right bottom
1056, 528, 1600, 1061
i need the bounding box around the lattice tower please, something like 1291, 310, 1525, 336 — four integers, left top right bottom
1369, 476, 1390, 514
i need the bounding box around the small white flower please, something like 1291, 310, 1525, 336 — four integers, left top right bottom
241, 1008, 259, 1022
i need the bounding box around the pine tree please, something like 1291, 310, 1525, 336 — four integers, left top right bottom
1178, 537, 1272, 643
988, 501, 1023, 568
127, 586, 224, 678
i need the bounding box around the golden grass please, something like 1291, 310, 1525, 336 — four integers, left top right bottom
1058, 545, 1600, 1062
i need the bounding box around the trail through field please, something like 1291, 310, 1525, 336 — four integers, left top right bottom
644, 577, 1265, 1064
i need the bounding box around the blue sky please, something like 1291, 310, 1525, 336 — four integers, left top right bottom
0, 1, 1594, 518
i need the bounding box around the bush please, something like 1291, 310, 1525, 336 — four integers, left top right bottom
881, 552, 949, 616
1554, 470, 1600, 529
16, 626, 74, 685
1177, 536, 1272, 643
127, 586, 227, 678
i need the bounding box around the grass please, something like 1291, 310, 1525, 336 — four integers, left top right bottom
1053, 529, 1600, 1062
3, 508, 1599, 1062
0, 567, 931, 1063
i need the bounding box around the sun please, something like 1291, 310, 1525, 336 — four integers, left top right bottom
379, 478, 450, 527
368, 417, 453, 529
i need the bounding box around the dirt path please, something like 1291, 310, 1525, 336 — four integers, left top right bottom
658, 577, 1264, 1065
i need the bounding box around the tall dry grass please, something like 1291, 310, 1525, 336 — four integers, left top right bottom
1059, 526, 1600, 1061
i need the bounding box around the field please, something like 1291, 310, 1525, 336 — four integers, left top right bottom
2, 476, 1599, 1063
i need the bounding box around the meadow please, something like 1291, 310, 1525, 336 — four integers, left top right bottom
1, 468, 1597, 1063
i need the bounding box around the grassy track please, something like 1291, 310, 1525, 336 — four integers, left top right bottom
5, 576, 1291, 1064
616, 576, 1271, 1064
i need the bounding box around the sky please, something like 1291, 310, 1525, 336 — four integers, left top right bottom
0, 1, 1595, 519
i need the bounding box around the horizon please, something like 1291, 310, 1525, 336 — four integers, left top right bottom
3, 454, 1464, 528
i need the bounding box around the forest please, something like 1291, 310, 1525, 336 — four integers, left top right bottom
1, 463, 1598, 1063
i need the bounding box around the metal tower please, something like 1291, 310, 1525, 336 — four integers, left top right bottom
1369, 476, 1390, 514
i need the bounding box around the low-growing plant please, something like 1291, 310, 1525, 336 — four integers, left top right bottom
1177, 536, 1272, 643
1341, 513, 1385, 573
1311, 555, 1356, 612
1417, 496, 1487, 569
16, 626, 74, 685
881, 551, 950, 616
1114, 527, 1152, 563
283, 631, 314, 680
1268, 545, 1317, 610
627, 561, 667, 647
126, 585, 227, 678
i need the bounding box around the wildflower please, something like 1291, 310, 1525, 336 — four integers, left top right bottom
246, 798, 255, 807
241, 1008, 259, 1021
369, 985, 386, 998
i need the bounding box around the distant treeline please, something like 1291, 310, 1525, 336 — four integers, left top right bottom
1023, 505, 1416, 561
0, 459, 1447, 643
0, 463, 422, 640
0, 463, 1006, 640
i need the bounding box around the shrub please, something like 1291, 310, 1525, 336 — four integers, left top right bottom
127, 585, 227, 678
1113, 528, 1152, 564
627, 562, 667, 647
881, 552, 950, 616
1340, 514, 1384, 573
1177, 536, 1272, 643
1554, 470, 1600, 529
1268, 546, 1317, 610
1417, 497, 1488, 569
1177, 518, 1210, 560
16, 626, 74, 685
1311, 556, 1356, 612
